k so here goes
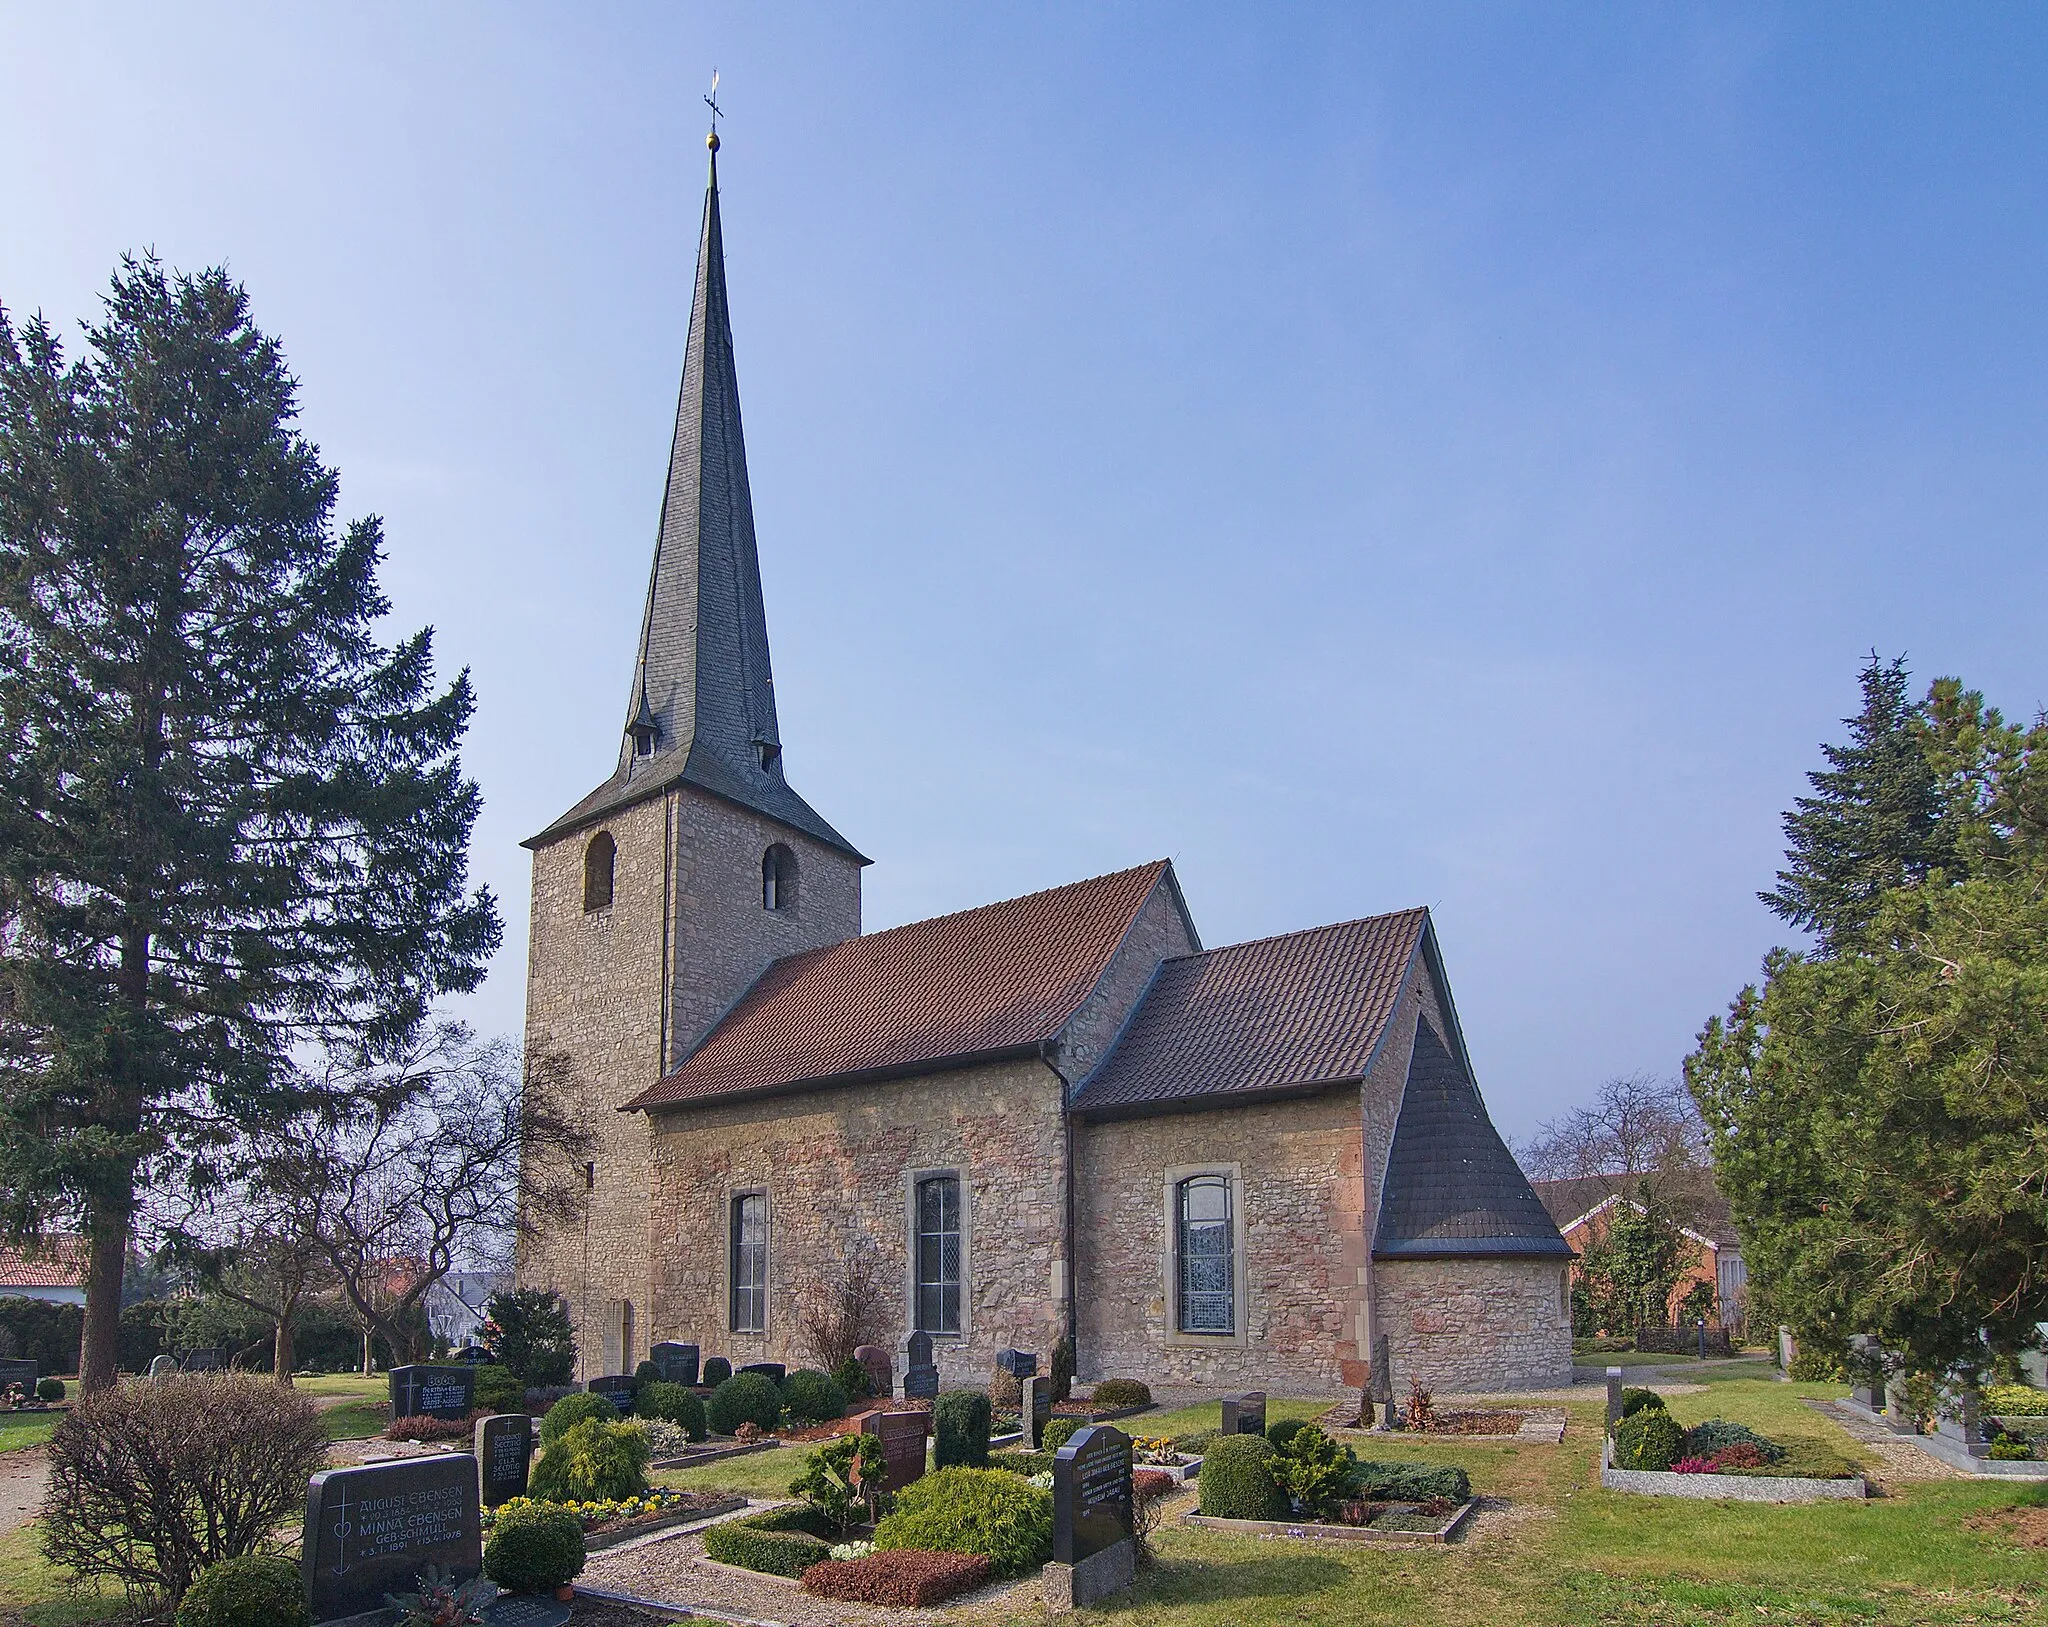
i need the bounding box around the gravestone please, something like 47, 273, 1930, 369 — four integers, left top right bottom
585, 1373, 637, 1416
650, 1342, 699, 1386
995, 1348, 1037, 1379
1046, 1424, 1135, 1611
183, 1347, 225, 1372
1370, 1333, 1394, 1405
1605, 1367, 1624, 1436
302, 1454, 481, 1624
737, 1361, 785, 1385
854, 1344, 892, 1397
475, 1413, 534, 1508
1848, 1335, 1884, 1411
1022, 1374, 1053, 1448
147, 1355, 177, 1379
861, 1408, 930, 1491
453, 1345, 491, 1364
901, 1331, 939, 1401
1936, 1379, 1989, 1458
484, 1598, 570, 1627
0, 1359, 36, 1396
389, 1364, 477, 1421
1220, 1392, 1266, 1437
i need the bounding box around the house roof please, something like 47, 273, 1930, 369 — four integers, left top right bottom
1530, 1177, 1740, 1249
1374, 1023, 1575, 1260
629, 862, 1174, 1111
1069, 909, 1430, 1117
0, 1236, 86, 1289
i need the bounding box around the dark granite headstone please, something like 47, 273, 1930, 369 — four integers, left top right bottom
183, 1347, 225, 1372
453, 1345, 492, 1364
390, 1364, 478, 1421
1053, 1425, 1133, 1566
303, 1454, 481, 1623
1848, 1335, 1884, 1411
1370, 1334, 1394, 1405
901, 1331, 939, 1401
861, 1408, 929, 1491
737, 1361, 785, 1385
475, 1413, 533, 1508
0, 1359, 36, 1395
650, 1342, 699, 1386
995, 1348, 1037, 1379
1220, 1392, 1266, 1437
585, 1373, 637, 1416
1022, 1375, 1053, 1448
854, 1344, 892, 1397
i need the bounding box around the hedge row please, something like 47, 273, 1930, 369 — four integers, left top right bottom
703, 1505, 837, 1578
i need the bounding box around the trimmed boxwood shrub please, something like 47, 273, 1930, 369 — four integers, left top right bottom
528, 1418, 650, 1502
873, 1467, 1053, 1577
633, 1360, 661, 1391
539, 1390, 618, 1446
704, 1505, 834, 1577
1681, 1419, 1783, 1463
1348, 1460, 1471, 1502
934, 1389, 992, 1468
1040, 1417, 1081, 1453
782, 1368, 848, 1426
35, 1377, 65, 1404
637, 1381, 707, 1442
800, 1549, 993, 1607
1198, 1434, 1287, 1519
1612, 1408, 1685, 1472
1266, 1417, 1311, 1451
1090, 1378, 1151, 1409
707, 1372, 782, 1436
175, 1554, 309, 1627
482, 1500, 586, 1593
702, 1356, 732, 1385
1619, 1387, 1666, 1420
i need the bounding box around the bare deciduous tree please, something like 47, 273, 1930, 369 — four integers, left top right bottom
1518, 1072, 1716, 1223
798, 1237, 894, 1373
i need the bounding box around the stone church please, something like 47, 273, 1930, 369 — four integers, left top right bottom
518, 136, 1572, 1397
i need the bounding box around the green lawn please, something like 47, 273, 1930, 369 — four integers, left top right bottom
0, 1526, 116, 1627
1139, 1396, 1334, 1441
0, 1412, 56, 1455
292, 1372, 388, 1401
1575, 1347, 1704, 1367
320, 1400, 388, 1441
653, 1441, 806, 1500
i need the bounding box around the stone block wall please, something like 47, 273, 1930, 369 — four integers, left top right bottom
1074, 1091, 1364, 1393
644, 1056, 1068, 1388
1371, 1256, 1572, 1394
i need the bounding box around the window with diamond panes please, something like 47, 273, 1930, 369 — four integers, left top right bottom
730, 1193, 767, 1333
915, 1174, 962, 1335
1176, 1175, 1234, 1334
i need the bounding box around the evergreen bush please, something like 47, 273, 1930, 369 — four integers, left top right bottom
702, 1356, 732, 1385
1090, 1379, 1151, 1408
1270, 1425, 1352, 1519
538, 1391, 618, 1447
482, 1501, 585, 1593
1049, 1336, 1074, 1404
471, 1365, 524, 1415
933, 1389, 992, 1468
1619, 1387, 1666, 1420
1611, 1408, 1685, 1472
527, 1418, 649, 1503
872, 1467, 1053, 1577
1347, 1460, 1470, 1502
831, 1356, 872, 1401
174, 1555, 309, 1627
1265, 1417, 1310, 1451
1681, 1419, 1783, 1462
1197, 1434, 1287, 1520
704, 1506, 834, 1577
707, 1372, 783, 1436
1040, 1417, 1081, 1453
637, 1382, 706, 1441
36, 1378, 65, 1403
480, 1289, 576, 1387
782, 1368, 848, 1425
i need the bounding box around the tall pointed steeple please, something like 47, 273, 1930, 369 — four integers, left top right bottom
530, 130, 864, 860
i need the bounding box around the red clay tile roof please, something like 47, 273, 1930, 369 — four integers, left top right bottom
1070, 908, 1430, 1115
0, 1236, 86, 1289
629, 862, 1173, 1110
1530, 1177, 1740, 1247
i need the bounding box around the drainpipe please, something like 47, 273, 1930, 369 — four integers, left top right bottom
1039, 1039, 1079, 1378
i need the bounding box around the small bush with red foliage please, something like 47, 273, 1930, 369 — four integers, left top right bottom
1707, 1442, 1770, 1472
801, 1549, 993, 1607
1670, 1455, 1716, 1474
386, 1413, 475, 1443
1133, 1468, 1175, 1501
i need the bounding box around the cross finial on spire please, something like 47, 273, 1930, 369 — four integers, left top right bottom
704, 67, 722, 158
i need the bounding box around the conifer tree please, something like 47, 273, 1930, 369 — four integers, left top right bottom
0, 258, 500, 1390
1760, 654, 1950, 953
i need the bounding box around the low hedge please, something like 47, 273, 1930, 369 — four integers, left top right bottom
1612, 1408, 1685, 1472
1090, 1379, 1152, 1408
704, 1504, 836, 1577
175, 1554, 310, 1627
706, 1372, 782, 1436
934, 1389, 992, 1469
989, 1449, 1054, 1477
539, 1391, 619, 1446
801, 1549, 992, 1607
1198, 1434, 1287, 1519
873, 1466, 1053, 1577
1348, 1460, 1471, 1503
482, 1500, 586, 1593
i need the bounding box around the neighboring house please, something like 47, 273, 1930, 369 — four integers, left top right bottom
0, 1237, 88, 1306
425, 1270, 509, 1347
513, 139, 1575, 1398
1532, 1176, 1747, 1328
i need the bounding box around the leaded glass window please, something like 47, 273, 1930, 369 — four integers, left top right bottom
1176, 1174, 1234, 1334
915, 1174, 962, 1335
730, 1192, 767, 1333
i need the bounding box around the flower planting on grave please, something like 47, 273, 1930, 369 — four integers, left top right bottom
481, 1490, 722, 1536
175, 1555, 310, 1627
481, 1499, 586, 1593
1604, 1392, 1864, 1487
1131, 1435, 1197, 1467
800, 1549, 994, 1607
385, 1412, 477, 1443
383, 1565, 491, 1627
1194, 1426, 1473, 1537
872, 1465, 1055, 1576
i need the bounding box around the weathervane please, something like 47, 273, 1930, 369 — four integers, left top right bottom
705, 68, 723, 150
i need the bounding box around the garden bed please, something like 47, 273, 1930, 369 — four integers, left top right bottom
647, 1437, 787, 1470
1182, 1498, 1475, 1545
584, 1494, 748, 1551
1599, 1439, 1866, 1501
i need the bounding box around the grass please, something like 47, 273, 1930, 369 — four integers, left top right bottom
0, 1526, 118, 1627
291, 1372, 389, 1401
1140, 1396, 1335, 1441
653, 1440, 806, 1499
320, 1399, 388, 1441
1575, 1347, 1704, 1367
0, 1412, 56, 1455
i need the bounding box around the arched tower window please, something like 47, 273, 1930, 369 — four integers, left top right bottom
583, 831, 616, 912
762, 844, 797, 913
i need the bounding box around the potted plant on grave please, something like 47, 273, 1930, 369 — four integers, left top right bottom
383, 1566, 494, 1627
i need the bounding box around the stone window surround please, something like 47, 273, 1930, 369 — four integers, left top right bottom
1163, 1162, 1247, 1349
727, 1186, 770, 1336
902, 1164, 972, 1347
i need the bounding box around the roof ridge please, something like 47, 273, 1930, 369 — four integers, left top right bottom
841, 860, 1170, 949
1154, 904, 1429, 967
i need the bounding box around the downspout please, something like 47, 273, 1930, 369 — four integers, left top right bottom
1039, 1039, 1079, 1376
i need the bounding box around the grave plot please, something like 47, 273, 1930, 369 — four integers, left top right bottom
1183, 1421, 1478, 1545
1599, 1366, 1868, 1502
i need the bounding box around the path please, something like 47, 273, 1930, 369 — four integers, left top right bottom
0, 1448, 47, 1535
1804, 1397, 1965, 1482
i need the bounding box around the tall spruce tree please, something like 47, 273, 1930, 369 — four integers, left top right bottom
1760, 654, 1950, 953
0, 258, 500, 1390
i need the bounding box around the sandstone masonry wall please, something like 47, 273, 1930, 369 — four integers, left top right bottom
1372, 1256, 1573, 1393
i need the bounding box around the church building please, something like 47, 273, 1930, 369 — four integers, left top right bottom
518, 135, 1572, 1397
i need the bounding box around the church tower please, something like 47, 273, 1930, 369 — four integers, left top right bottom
519, 130, 867, 1377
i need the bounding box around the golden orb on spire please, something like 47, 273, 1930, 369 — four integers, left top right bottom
707, 128, 720, 154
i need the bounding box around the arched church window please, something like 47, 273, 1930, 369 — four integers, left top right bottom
584, 831, 616, 912
1175, 1174, 1234, 1334
915, 1174, 962, 1335
762, 844, 797, 913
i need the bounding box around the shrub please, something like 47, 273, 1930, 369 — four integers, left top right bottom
41, 1373, 327, 1609
633, 1360, 661, 1392
1198, 1434, 1287, 1520
1612, 1408, 1684, 1472
386, 1414, 472, 1443
707, 1372, 782, 1436
175, 1555, 310, 1627
705, 1506, 834, 1577
789, 1431, 889, 1532
1749, 1441, 1861, 1480
636, 1382, 706, 1441
702, 1356, 732, 1385
1270, 1425, 1352, 1519
989, 1449, 1054, 1477
1619, 1387, 1666, 1420
1266, 1417, 1311, 1451
873, 1467, 1053, 1577
1348, 1460, 1471, 1502
934, 1389, 992, 1468
481, 1288, 576, 1386
1133, 1467, 1175, 1500
482, 1500, 586, 1594
801, 1549, 992, 1607
1049, 1335, 1074, 1405
782, 1368, 849, 1426
987, 1367, 1022, 1408
1671, 1455, 1715, 1474
633, 1418, 692, 1458
527, 1418, 650, 1503
1988, 1434, 2038, 1462
472, 1364, 524, 1415
1986, 1384, 2048, 1417
539, 1390, 618, 1446
35, 1377, 65, 1404
1707, 1442, 1771, 1472
1681, 1419, 1783, 1463
1788, 1345, 1848, 1383
832, 1356, 873, 1402
1090, 1378, 1152, 1409
1041, 1417, 1082, 1453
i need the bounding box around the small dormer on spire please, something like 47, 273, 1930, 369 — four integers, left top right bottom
626, 686, 660, 761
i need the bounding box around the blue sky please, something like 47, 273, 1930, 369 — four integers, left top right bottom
4, 4, 2043, 1142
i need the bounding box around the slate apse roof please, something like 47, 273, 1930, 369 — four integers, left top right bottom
629, 862, 1171, 1111
1374, 1023, 1574, 1260
0, 1236, 86, 1289
1069, 909, 1430, 1117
